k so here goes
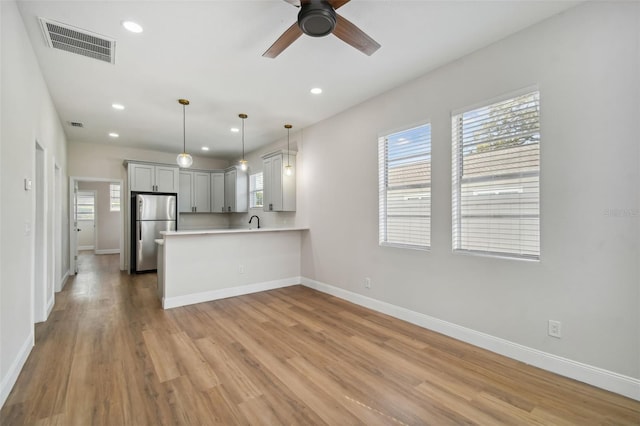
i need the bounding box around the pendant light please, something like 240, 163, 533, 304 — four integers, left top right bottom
284, 124, 293, 176
176, 99, 193, 168
238, 113, 248, 171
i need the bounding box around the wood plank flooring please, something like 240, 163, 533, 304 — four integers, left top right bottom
1, 252, 639, 425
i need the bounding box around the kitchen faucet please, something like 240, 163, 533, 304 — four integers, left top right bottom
248, 215, 260, 229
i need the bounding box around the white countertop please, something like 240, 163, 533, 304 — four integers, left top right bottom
161, 227, 309, 237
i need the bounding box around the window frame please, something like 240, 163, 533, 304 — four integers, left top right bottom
378, 121, 432, 251
109, 183, 121, 212
249, 172, 264, 209
451, 87, 541, 261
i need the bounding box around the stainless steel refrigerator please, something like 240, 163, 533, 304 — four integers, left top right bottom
132, 193, 176, 272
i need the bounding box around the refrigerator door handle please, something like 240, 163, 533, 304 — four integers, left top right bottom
139, 223, 142, 241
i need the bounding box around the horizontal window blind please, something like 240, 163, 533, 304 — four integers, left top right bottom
110, 183, 120, 212
452, 90, 540, 259
379, 123, 431, 249
77, 193, 95, 221
250, 172, 263, 208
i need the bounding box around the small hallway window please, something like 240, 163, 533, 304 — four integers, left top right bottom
110, 183, 121, 212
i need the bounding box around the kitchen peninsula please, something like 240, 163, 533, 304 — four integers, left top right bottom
157, 227, 308, 309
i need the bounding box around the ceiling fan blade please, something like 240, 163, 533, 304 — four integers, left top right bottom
282, 0, 301, 7
263, 22, 304, 58
333, 14, 381, 56
327, 0, 350, 10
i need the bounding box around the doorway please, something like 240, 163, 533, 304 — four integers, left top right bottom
69, 177, 124, 275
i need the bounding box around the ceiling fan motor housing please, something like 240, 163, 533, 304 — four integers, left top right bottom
298, 2, 337, 37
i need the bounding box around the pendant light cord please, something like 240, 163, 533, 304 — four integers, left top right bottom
183, 104, 186, 153
242, 117, 245, 160
287, 127, 290, 167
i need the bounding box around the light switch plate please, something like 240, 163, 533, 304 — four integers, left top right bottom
24, 178, 32, 191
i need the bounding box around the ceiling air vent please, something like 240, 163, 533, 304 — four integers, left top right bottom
38, 17, 116, 64
68, 121, 84, 128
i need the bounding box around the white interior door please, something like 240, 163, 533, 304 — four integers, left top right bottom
76, 191, 96, 250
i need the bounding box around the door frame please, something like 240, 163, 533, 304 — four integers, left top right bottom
34, 141, 49, 323
69, 176, 125, 275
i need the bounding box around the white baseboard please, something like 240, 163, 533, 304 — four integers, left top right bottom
163, 277, 301, 309
56, 270, 69, 292
77, 245, 94, 251
301, 277, 640, 402
95, 249, 120, 255
0, 332, 34, 408
46, 296, 54, 318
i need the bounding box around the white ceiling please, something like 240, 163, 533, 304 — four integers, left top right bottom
17, 0, 579, 160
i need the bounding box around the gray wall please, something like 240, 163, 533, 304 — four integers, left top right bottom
298, 2, 639, 378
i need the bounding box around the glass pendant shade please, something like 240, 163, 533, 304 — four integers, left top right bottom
284, 164, 293, 176
239, 159, 248, 171
177, 99, 192, 168
177, 152, 193, 168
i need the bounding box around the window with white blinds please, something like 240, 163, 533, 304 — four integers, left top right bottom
250, 172, 263, 208
379, 123, 431, 249
452, 89, 540, 260
76, 193, 95, 221
109, 183, 120, 212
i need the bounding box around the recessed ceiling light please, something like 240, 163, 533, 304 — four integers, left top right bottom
310, 87, 323, 95
109, 132, 119, 138
201, 147, 209, 151
112, 103, 125, 110
122, 21, 143, 33
230, 127, 240, 133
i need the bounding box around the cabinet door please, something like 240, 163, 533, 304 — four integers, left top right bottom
271, 154, 283, 211
224, 169, 236, 212
262, 157, 272, 212
193, 172, 211, 213
155, 166, 179, 193
282, 154, 296, 211
210, 172, 225, 213
129, 163, 155, 192
178, 171, 193, 213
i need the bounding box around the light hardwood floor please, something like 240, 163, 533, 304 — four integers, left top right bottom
2, 252, 639, 425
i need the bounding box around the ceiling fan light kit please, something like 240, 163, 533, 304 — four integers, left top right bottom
298, 2, 336, 37
263, 0, 380, 59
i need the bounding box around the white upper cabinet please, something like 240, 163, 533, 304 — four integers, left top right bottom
262, 150, 296, 212
210, 171, 225, 213
178, 170, 212, 213
224, 166, 248, 213
128, 162, 179, 193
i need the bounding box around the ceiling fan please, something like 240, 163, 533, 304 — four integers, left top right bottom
263, 0, 381, 58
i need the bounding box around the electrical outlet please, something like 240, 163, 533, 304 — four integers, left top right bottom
364, 278, 371, 289
548, 320, 562, 338
238, 264, 245, 274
